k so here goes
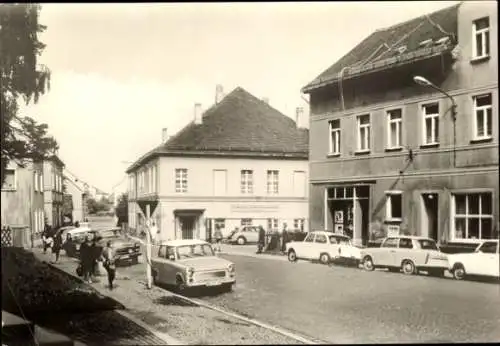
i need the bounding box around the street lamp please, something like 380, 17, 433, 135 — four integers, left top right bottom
413, 75, 458, 167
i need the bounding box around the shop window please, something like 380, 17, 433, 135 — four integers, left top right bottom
453, 192, 493, 240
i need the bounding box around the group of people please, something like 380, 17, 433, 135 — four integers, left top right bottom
79, 234, 117, 290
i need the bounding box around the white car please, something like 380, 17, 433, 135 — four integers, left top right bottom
285, 231, 362, 266
448, 240, 499, 280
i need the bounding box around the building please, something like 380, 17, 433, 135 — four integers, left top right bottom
43, 156, 65, 228
1, 160, 45, 247
126, 86, 309, 241
302, 2, 498, 248
64, 174, 88, 223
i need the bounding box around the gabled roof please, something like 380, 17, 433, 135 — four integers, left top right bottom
302, 3, 461, 93
126, 87, 309, 173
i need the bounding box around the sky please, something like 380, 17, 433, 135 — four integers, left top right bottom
20, 1, 459, 195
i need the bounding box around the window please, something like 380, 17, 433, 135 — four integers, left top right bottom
386, 191, 402, 221
39, 173, 43, 192
382, 238, 398, 248
266, 170, 279, 195
315, 233, 327, 244
175, 168, 188, 193
387, 109, 403, 149
418, 239, 438, 251
267, 218, 278, 230
329, 119, 341, 155
214, 219, 225, 230
356, 114, 371, 151
473, 94, 492, 140
477, 241, 498, 254
472, 17, 490, 59
241, 218, 253, 227
399, 238, 413, 249
422, 103, 439, 145
240, 170, 253, 194
293, 218, 305, 231
304, 233, 315, 242
34, 171, 39, 192
1, 169, 16, 191
453, 193, 493, 240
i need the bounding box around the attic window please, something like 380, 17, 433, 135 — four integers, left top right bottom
396, 46, 407, 54
419, 39, 433, 47
435, 36, 450, 45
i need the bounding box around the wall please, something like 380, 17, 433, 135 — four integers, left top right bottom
65, 180, 84, 222
43, 160, 65, 227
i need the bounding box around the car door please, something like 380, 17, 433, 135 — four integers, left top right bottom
312, 233, 329, 259
298, 233, 316, 259
377, 238, 399, 266
246, 228, 259, 243
474, 241, 499, 277
393, 238, 415, 267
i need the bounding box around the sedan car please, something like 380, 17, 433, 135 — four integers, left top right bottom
227, 226, 260, 245
62, 227, 93, 257
92, 228, 142, 265
361, 236, 449, 276
448, 240, 499, 280
151, 239, 236, 293
285, 231, 362, 266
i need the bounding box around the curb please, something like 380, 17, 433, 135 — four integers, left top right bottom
34, 250, 183, 345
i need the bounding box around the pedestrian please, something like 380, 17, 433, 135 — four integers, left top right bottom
101, 240, 117, 290
79, 235, 93, 283
213, 225, 223, 252
51, 229, 63, 263
74, 221, 80, 228
257, 225, 266, 254
42, 224, 53, 254
281, 223, 288, 254
89, 233, 101, 279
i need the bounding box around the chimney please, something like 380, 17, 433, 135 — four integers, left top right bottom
215, 84, 224, 104
262, 97, 269, 104
162, 128, 169, 143
194, 103, 202, 125
296, 107, 308, 129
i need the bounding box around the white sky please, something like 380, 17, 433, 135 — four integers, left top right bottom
20, 1, 459, 194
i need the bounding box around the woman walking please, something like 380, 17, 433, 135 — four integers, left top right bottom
213, 226, 223, 252
79, 235, 93, 283
102, 240, 117, 290
51, 229, 63, 263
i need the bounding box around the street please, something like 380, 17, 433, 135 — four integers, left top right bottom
118, 244, 500, 344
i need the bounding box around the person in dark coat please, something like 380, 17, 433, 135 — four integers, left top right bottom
79, 235, 93, 283
257, 225, 266, 254
101, 240, 117, 290
42, 224, 53, 254
281, 223, 288, 253
51, 229, 64, 263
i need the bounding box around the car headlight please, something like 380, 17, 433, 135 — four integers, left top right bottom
187, 267, 195, 277
227, 264, 235, 272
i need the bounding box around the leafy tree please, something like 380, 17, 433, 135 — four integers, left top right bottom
115, 193, 128, 226
86, 197, 111, 215
1, 4, 58, 185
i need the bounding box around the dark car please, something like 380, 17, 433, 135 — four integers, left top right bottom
91, 227, 142, 265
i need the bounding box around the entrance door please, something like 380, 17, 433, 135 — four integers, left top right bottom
422, 194, 439, 240
180, 216, 196, 239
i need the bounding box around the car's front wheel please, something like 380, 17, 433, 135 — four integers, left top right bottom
452, 263, 466, 280
288, 249, 297, 262
401, 260, 416, 275
175, 275, 186, 294
363, 256, 375, 271
319, 253, 330, 265
236, 237, 246, 245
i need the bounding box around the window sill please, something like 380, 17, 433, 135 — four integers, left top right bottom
470, 55, 490, 64
385, 147, 403, 153
470, 137, 492, 144
327, 153, 341, 158
419, 143, 439, 149
1, 188, 16, 192
354, 150, 371, 156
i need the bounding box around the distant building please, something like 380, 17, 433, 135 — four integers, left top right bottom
302, 2, 498, 248
126, 86, 309, 241
1, 160, 45, 247
43, 156, 65, 228
64, 174, 87, 223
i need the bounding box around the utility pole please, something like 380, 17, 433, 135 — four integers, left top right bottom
145, 204, 153, 289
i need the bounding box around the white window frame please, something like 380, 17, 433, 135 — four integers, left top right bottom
214, 219, 226, 230
386, 108, 403, 149
472, 93, 493, 140
240, 170, 253, 194
328, 119, 341, 155
267, 218, 279, 230
421, 102, 440, 145
1, 169, 17, 191
266, 170, 279, 195
293, 218, 305, 231
356, 114, 371, 152
241, 218, 253, 227
385, 191, 403, 222
472, 17, 490, 60
39, 173, 43, 193
175, 168, 188, 193
34, 171, 39, 192
451, 192, 494, 242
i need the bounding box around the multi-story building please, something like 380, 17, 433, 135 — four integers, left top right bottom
43, 156, 65, 228
126, 86, 309, 241
303, 2, 498, 249
64, 174, 88, 223
1, 160, 45, 246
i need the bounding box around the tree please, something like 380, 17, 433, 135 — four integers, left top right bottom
1, 4, 58, 185
115, 193, 128, 226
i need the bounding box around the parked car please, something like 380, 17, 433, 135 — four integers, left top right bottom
447, 240, 499, 280
227, 226, 260, 245
91, 227, 142, 265
361, 236, 449, 276
62, 227, 93, 257
151, 239, 236, 293
285, 231, 362, 266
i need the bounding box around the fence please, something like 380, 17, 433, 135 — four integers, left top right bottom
1, 226, 31, 248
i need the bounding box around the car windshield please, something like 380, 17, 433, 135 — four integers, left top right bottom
176, 244, 215, 259
96, 230, 120, 239
418, 239, 438, 250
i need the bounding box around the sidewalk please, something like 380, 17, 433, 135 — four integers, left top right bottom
30, 246, 301, 345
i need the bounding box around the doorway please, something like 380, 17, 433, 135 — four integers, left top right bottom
422, 193, 439, 241
179, 215, 197, 239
